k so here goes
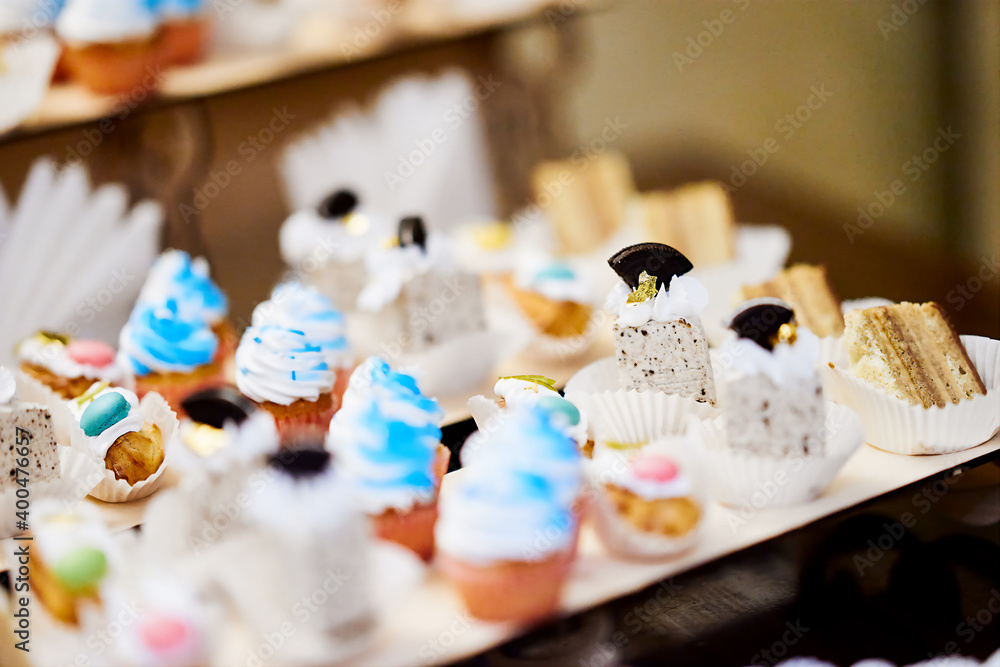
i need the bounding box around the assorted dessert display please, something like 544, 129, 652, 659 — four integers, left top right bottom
0, 146, 996, 666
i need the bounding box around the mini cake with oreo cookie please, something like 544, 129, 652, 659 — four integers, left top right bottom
719, 299, 824, 457
606, 243, 715, 404
356, 216, 486, 352
1, 366, 61, 493
279, 189, 390, 311
17, 331, 130, 399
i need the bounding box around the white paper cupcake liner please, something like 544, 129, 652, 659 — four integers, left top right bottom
585, 436, 707, 559
564, 356, 719, 446
822, 336, 999, 455
695, 403, 864, 508
817, 335, 847, 368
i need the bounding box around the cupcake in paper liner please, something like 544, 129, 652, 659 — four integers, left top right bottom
65, 384, 178, 502
0, 367, 104, 537
564, 356, 719, 452
328, 356, 446, 561
498, 254, 603, 361
119, 299, 226, 417
137, 249, 235, 372
825, 301, 999, 454
587, 437, 706, 559
696, 404, 863, 509
15, 331, 133, 399
467, 375, 591, 456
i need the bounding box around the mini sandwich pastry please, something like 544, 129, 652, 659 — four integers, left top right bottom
77, 386, 164, 485
844, 301, 986, 409
532, 151, 635, 255
637, 181, 736, 266
740, 264, 844, 338
606, 243, 716, 404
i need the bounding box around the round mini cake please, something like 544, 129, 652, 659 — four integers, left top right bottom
17, 331, 129, 399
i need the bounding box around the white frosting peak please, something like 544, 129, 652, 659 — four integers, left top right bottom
0, 366, 15, 404
717, 327, 821, 386
606, 274, 709, 327
56, 0, 159, 43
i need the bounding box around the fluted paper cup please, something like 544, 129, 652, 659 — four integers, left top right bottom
585, 436, 707, 559
565, 356, 719, 447
695, 403, 864, 508
817, 335, 847, 368
823, 336, 999, 455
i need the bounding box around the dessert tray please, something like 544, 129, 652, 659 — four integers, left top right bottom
5, 434, 996, 665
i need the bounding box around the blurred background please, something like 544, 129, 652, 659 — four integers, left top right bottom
1, 0, 997, 336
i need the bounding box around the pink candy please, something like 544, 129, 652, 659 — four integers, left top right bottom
67, 340, 115, 367
632, 453, 678, 482
139, 614, 190, 652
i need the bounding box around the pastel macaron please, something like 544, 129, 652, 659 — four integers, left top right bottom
67, 340, 116, 368
81, 392, 131, 437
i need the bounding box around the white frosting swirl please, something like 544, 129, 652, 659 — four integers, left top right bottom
0, 366, 15, 404
435, 464, 575, 564
588, 451, 693, 499
56, 0, 159, 43
717, 327, 821, 386
32, 498, 120, 570
250, 282, 352, 369
279, 207, 389, 265
17, 336, 127, 385
606, 274, 709, 327
513, 258, 592, 303
235, 325, 335, 405
494, 378, 559, 406
357, 235, 456, 311
76, 387, 145, 459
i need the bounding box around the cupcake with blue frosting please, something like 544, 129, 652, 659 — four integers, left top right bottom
119, 299, 223, 416
152, 0, 208, 66
328, 356, 446, 560
55, 0, 162, 95
235, 321, 337, 444
251, 281, 355, 409
138, 249, 233, 367
436, 406, 580, 622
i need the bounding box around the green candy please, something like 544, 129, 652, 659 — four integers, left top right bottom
52, 547, 107, 593
80, 392, 130, 437
499, 374, 557, 390
537, 395, 580, 426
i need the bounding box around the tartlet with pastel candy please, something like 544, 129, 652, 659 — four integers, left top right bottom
16, 331, 131, 399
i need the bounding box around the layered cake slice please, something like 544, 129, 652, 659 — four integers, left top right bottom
844, 302, 986, 409
740, 264, 844, 338
0, 367, 60, 492
720, 301, 825, 457
638, 181, 736, 266
607, 243, 716, 404
532, 152, 635, 255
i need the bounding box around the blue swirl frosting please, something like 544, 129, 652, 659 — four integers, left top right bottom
329, 357, 444, 514
118, 299, 218, 375
148, 0, 203, 17
251, 282, 351, 368
139, 250, 227, 324
479, 403, 583, 508
235, 325, 335, 405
